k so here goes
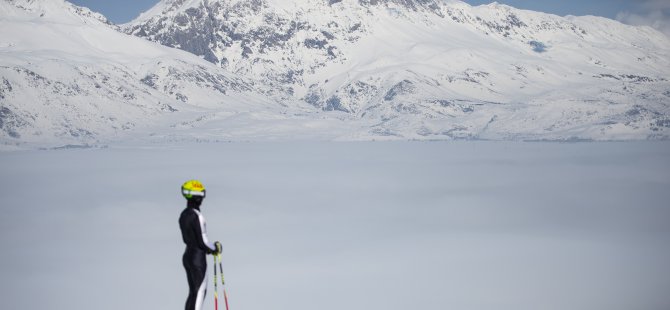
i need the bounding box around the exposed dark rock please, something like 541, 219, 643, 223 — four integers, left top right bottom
304, 38, 328, 49
325, 95, 348, 112
384, 80, 415, 101
0, 78, 12, 99
140, 74, 159, 88
529, 40, 547, 53
0, 106, 27, 138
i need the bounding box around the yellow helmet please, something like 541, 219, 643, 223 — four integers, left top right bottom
182, 180, 206, 200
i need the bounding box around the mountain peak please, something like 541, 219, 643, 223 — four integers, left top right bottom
122, 0, 670, 140
5, 0, 113, 26
0, 0, 265, 147
2, 0, 669, 146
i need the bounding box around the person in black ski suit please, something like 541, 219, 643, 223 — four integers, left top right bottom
179, 180, 222, 310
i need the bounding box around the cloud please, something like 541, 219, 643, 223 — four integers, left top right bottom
638, 0, 670, 10
616, 0, 670, 37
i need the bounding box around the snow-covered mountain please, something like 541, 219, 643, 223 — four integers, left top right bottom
125, 0, 670, 140
2, 0, 670, 148
0, 0, 294, 149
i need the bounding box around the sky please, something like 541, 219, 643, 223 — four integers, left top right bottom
69, 0, 670, 35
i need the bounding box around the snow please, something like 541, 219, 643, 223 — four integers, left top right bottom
0, 0, 285, 148
128, 0, 199, 25
2, 5, 668, 309
2, 0, 670, 147
0, 1, 210, 66
1, 141, 669, 310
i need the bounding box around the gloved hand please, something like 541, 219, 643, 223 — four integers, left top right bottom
214, 241, 222, 255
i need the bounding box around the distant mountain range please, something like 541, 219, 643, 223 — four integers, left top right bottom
2, 0, 669, 149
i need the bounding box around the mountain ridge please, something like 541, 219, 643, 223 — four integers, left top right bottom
124, 0, 670, 140
1, 0, 669, 149
0, 0, 289, 149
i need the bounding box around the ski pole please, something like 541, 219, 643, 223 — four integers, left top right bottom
218, 253, 230, 310
213, 255, 219, 310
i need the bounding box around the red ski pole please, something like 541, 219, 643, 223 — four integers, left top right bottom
213, 255, 219, 310
218, 254, 230, 310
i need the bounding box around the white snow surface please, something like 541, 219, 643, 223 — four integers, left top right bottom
123, 0, 670, 143
2, 3, 669, 309
1, 141, 669, 310
1, 0, 324, 150
1, 0, 670, 149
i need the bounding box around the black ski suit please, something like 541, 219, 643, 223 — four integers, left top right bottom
179, 204, 217, 310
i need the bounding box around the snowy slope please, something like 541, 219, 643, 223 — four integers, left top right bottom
126, 0, 670, 141
2, 0, 670, 148
0, 0, 289, 149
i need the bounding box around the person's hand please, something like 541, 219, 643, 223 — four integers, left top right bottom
214, 241, 222, 255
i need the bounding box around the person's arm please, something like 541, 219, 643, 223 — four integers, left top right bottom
190, 209, 217, 254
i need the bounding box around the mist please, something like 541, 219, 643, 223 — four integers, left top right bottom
1, 141, 669, 310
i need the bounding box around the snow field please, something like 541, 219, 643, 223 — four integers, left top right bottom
1, 141, 669, 310
3, 0, 670, 146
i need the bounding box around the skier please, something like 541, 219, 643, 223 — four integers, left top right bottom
179, 180, 222, 310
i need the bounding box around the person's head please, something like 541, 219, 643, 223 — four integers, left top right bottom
182, 180, 206, 207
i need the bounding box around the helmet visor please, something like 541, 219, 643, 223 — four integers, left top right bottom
183, 189, 206, 198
